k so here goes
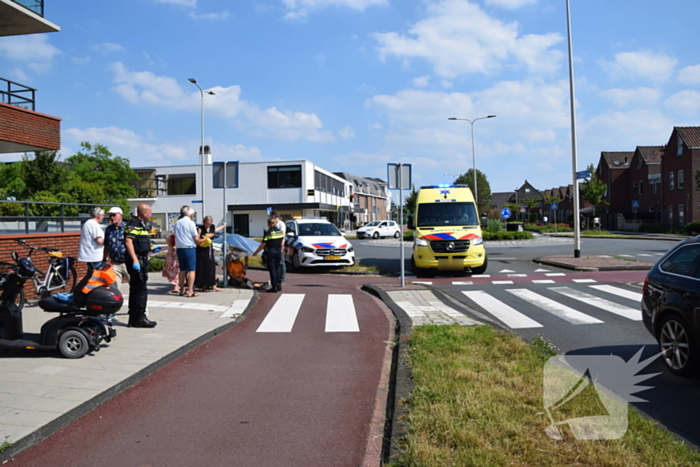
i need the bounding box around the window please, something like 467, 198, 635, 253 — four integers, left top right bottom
668, 205, 674, 230
649, 207, 654, 213
286, 221, 297, 236
660, 245, 700, 278
678, 169, 685, 190
652, 182, 658, 194
637, 158, 643, 170
679, 204, 685, 227
167, 173, 196, 195
669, 171, 675, 191
268, 165, 302, 189
213, 162, 239, 188
632, 181, 637, 195
677, 134, 684, 156
639, 181, 643, 195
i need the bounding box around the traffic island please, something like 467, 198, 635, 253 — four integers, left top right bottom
534, 255, 655, 272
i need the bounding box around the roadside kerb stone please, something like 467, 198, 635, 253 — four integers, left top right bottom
0, 273, 256, 462
534, 255, 655, 272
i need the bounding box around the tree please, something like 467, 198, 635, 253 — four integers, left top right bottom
695, 170, 700, 192
403, 185, 419, 217
455, 169, 491, 213
580, 163, 607, 218
13, 151, 69, 199
523, 197, 541, 222
64, 142, 137, 205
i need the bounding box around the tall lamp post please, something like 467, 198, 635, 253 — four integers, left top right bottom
565, 0, 581, 258
188, 78, 215, 217
444, 173, 460, 184
448, 115, 496, 211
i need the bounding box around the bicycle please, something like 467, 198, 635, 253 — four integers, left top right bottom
0, 261, 24, 310
12, 239, 78, 309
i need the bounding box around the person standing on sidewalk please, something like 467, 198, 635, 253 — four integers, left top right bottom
270, 210, 286, 285
103, 207, 129, 290
173, 206, 201, 298
125, 204, 157, 328
78, 207, 105, 274
252, 218, 285, 293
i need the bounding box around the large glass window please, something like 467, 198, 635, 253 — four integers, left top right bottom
678, 169, 685, 190
268, 165, 302, 189
167, 173, 196, 195
669, 171, 675, 191
213, 162, 239, 188
679, 204, 685, 227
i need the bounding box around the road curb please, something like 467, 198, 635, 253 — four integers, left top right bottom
0, 291, 260, 464
362, 284, 414, 464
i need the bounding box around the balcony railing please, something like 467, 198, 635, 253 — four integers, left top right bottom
1, 77, 36, 111
12, 0, 44, 17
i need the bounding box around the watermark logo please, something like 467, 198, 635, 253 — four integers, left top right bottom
541, 348, 660, 440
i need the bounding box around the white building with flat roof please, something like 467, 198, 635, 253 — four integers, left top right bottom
127, 156, 352, 237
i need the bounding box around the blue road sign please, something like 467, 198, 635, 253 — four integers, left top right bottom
550, 203, 559, 210
191, 200, 203, 204
501, 207, 511, 219
576, 169, 591, 180
631, 200, 640, 209
266, 207, 272, 216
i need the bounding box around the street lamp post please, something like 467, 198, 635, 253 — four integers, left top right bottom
188, 78, 215, 218
443, 173, 460, 184
565, 0, 581, 258
448, 115, 496, 211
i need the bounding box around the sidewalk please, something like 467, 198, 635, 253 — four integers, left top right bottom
0, 273, 255, 458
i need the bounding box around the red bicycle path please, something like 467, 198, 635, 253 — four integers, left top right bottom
8, 273, 393, 467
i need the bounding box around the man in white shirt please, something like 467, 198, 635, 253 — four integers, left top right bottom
78, 207, 105, 273
173, 206, 202, 297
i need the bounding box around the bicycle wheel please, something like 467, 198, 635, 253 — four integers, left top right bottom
46, 265, 78, 297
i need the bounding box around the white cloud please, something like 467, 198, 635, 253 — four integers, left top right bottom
0, 35, 61, 74
71, 56, 91, 65
679, 64, 700, 85
600, 51, 678, 82
7, 68, 29, 83
109, 62, 334, 142
485, 0, 536, 8
188, 11, 233, 20
369, 123, 383, 130
412, 76, 430, 87
281, 0, 387, 20
339, 126, 355, 139
664, 90, 700, 117
153, 0, 196, 7
90, 42, 126, 54
373, 0, 563, 78
599, 87, 662, 108
580, 110, 674, 150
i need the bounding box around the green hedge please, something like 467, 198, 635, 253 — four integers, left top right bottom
685, 221, 700, 235
483, 231, 533, 241
525, 223, 572, 233
148, 257, 164, 272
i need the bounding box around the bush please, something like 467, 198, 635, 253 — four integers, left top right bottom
638, 223, 669, 234
148, 257, 164, 272
403, 231, 414, 242
484, 219, 504, 233
525, 223, 572, 233
685, 221, 700, 236
483, 231, 533, 241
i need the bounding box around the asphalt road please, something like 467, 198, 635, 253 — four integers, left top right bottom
354, 236, 678, 275
9, 273, 393, 467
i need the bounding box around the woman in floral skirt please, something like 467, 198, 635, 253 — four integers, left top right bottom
162, 232, 180, 294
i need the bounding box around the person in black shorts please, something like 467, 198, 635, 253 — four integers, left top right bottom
252, 218, 285, 293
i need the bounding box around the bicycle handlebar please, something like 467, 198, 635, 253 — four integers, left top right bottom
14, 238, 60, 254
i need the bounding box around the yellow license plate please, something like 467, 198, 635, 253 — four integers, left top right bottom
325, 256, 341, 260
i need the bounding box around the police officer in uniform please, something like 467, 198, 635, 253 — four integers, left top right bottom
252, 218, 285, 293
125, 204, 157, 328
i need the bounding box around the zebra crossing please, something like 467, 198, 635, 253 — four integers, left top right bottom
255, 293, 361, 333
460, 283, 643, 330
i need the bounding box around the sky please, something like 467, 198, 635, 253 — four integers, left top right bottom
2, 0, 699, 195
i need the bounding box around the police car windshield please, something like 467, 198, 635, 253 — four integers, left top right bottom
297, 223, 342, 236
417, 202, 478, 227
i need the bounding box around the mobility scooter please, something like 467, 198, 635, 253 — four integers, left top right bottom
0, 249, 120, 359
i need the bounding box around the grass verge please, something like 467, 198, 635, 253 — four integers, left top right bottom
390, 325, 700, 467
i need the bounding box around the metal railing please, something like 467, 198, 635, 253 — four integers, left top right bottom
0, 200, 108, 235
0, 77, 36, 111
12, 0, 44, 17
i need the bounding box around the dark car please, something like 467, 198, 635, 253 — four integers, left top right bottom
642, 237, 700, 376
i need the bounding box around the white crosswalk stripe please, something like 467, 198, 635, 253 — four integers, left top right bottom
256, 294, 305, 333
505, 289, 603, 325
550, 287, 642, 321
589, 284, 642, 303
463, 290, 542, 329
325, 294, 360, 332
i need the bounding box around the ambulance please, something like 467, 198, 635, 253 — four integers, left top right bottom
409, 185, 487, 276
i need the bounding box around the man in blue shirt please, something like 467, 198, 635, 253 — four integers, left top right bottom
103, 207, 128, 290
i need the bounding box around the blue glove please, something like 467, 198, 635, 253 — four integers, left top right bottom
133, 262, 141, 272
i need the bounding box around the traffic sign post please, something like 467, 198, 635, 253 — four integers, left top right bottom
576, 169, 591, 180
632, 200, 640, 222
388, 163, 412, 287
501, 207, 511, 220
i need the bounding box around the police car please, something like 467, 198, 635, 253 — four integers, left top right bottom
284, 218, 355, 269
